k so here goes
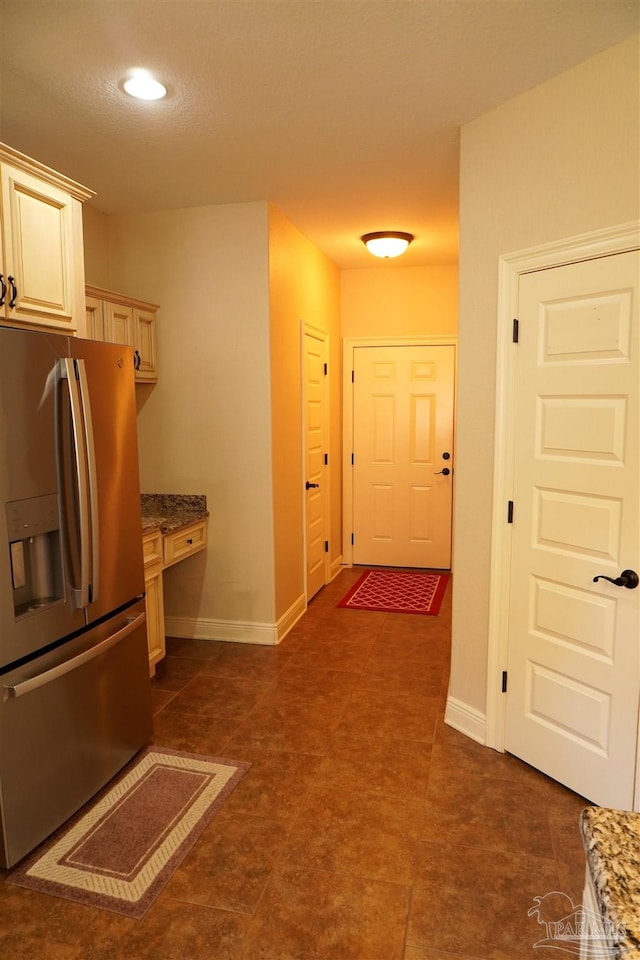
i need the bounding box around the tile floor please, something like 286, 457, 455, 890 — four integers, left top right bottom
0, 568, 590, 959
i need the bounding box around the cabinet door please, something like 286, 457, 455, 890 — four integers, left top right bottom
103, 301, 133, 346
144, 566, 165, 676
85, 296, 104, 341
133, 307, 158, 381
0, 163, 83, 331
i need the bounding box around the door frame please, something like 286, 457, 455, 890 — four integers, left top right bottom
342, 335, 458, 568
485, 221, 640, 754
302, 322, 331, 599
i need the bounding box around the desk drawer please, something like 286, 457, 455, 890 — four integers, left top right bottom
163, 519, 207, 568
142, 531, 163, 569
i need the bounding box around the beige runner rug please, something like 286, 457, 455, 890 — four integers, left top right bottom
8, 747, 250, 918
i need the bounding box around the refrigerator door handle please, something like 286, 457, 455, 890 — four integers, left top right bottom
61, 358, 100, 607
75, 357, 100, 604
2, 612, 146, 699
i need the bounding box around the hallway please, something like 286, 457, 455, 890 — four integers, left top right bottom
0, 568, 589, 958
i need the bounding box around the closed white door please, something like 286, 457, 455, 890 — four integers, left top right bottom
352, 344, 454, 568
505, 251, 640, 808
303, 330, 328, 600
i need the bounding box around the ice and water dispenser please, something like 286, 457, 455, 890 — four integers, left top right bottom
6, 494, 63, 617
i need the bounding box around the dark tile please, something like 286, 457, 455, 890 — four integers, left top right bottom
338, 693, 441, 743
408, 841, 560, 959
239, 864, 410, 960
279, 787, 421, 884
166, 673, 273, 722
152, 708, 236, 755
161, 814, 289, 913
153, 655, 204, 692
421, 773, 556, 859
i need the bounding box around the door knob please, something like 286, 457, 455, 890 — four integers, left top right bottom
305, 481, 319, 490
434, 468, 450, 476
593, 569, 639, 589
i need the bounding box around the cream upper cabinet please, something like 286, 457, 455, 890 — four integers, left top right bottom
0, 143, 93, 333
85, 286, 159, 383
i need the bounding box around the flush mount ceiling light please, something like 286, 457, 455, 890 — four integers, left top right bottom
361, 231, 414, 258
122, 69, 167, 101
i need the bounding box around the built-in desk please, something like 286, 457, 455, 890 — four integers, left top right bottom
140, 495, 208, 675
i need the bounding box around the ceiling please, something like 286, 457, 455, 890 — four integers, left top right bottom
0, 1, 638, 269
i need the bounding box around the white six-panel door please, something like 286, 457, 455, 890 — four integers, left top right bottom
303, 329, 329, 600
352, 344, 454, 569
505, 251, 640, 808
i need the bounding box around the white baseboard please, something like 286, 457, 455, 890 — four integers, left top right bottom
444, 695, 487, 745
165, 615, 279, 646
329, 555, 344, 581
276, 593, 307, 642
164, 592, 307, 647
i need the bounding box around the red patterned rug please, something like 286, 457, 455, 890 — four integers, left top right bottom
7, 747, 249, 918
337, 569, 450, 616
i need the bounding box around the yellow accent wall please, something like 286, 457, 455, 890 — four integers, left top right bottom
452, 34, 640, 719
341, 264, 457, 338
268, 204, 341, 622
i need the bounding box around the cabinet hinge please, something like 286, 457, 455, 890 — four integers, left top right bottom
502, 671, 508, 693
507, 500, 514, 523
324, 540, 329, 553
512, 318, 519, 343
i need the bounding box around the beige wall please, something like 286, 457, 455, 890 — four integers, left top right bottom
268, 205, 341, 620
82, 205, 111, 288
105, 202, 276, 629
452, 34, 640, 717
341, 265, 457, 338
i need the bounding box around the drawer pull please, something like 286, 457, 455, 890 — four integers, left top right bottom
186, 538, 193, 544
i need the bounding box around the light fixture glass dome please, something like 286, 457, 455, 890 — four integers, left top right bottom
361, 231, 414, 258
123, 70, 167, 101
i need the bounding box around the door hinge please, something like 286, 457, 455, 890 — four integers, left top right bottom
351, 532, 354, 546
507, 500, 514, 523
324, 540, 329, 553
324, 453, 328, 465
351, 369, 355, 383
324, 362, 328, 376
512, 318, 519, 343
351, 452, 354, 466
502, 670, 508, 693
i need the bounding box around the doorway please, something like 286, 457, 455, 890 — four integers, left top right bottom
343, 338, 456, 569
486, 224, 640, 809
303, 325, 330, 601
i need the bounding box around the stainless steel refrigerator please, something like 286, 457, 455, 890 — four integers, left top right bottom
0, 326, 152, 868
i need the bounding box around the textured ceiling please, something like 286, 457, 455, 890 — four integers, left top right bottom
0, 1, 638, 268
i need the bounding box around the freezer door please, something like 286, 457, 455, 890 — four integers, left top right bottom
69, 338, 145, 623
0, 601, 152, 868
0, 327, 85, 668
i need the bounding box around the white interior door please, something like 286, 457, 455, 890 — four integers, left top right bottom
303, 329, 329, 600
505, 250, 640, 808
352, 344, 454, 568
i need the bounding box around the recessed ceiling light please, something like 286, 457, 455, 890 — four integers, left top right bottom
123, 70, 167, 101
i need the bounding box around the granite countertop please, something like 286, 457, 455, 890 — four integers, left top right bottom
581, 807, 640, 959
140, 494, 208, 535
